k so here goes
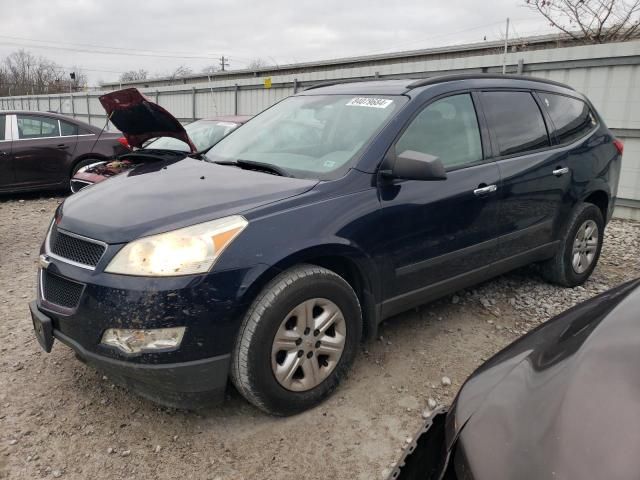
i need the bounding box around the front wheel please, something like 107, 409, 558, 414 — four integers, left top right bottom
541, 202, 604, 287
230, 264, 362, 416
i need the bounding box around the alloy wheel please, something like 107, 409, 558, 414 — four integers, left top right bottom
271, 298, 346, 392
571, 219, 599, 274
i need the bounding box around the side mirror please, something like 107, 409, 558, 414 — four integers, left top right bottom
387, 150, 447, 181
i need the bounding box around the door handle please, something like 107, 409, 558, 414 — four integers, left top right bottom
56, 144, 69, 150
473, 184, 497, 196
552, 167, 569, 176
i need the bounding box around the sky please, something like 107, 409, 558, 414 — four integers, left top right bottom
0, 0, 555, 86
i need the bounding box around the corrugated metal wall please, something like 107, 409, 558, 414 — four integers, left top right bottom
2, 40, 640, 217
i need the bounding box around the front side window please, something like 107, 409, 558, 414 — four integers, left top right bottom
481, 91, 549, 156
17, 115, 60, 139
205, 94, 405, 179
538, 92, 596, 144
0, 115, 5, 141
395, 94, 483, 169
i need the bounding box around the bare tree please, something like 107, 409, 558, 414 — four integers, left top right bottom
201, 65, 219, 75
167, 65, 193, 80
247, 58, 271, 70
0, 49, 72, 96
526, 0, 640, 43
119, 69, 148, 82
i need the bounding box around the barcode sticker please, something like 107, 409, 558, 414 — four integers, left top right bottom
346, 97, 393, 109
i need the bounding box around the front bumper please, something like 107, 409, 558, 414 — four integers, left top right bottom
32, 257, 270, 408
30, 301, 230, 408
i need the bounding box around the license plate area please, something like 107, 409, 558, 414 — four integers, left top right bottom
30, 302, 54, 353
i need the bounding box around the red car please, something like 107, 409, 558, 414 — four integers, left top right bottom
70, 88, 250, 193
0, 110, 128, 193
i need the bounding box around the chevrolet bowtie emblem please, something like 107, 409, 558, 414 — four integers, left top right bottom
39, 254, 51, 269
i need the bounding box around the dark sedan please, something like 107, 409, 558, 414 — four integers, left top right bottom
391, 277, 640, 480
0, 111, 129, 193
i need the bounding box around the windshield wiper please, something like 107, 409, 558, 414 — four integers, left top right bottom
213, 159, 290, 177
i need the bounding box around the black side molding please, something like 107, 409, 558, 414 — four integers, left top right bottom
382, 241, 559, 318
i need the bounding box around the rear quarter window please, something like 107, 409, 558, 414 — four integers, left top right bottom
538, 92, 597, 144
61, 121, 79, 136
481, 91, 549, 157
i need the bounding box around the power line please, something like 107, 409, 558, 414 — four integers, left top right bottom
0, 34, 253, 62
0, 34, 219, 57
353, 20, 507, 57
0, 40, 221, 60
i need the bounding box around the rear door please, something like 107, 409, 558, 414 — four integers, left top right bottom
12, 114, 78, 187
0, 114, 14, 188
479, 90, 568, 258
535, 91, 601, 221
379, 92, 501, 314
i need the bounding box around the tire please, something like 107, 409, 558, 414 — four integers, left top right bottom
541, 202, 604, 287
230, 264, 362, 416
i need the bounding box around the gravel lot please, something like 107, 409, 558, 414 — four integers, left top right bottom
1, 195, 639, 480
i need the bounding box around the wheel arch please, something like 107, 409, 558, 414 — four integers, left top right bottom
582, 189, 610, 224
239, 244, 382, 342
70, 154, 109, 176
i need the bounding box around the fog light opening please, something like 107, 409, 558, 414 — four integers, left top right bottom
101, 327, 186, 354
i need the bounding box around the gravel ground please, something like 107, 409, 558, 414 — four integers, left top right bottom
1, 195, 639, 480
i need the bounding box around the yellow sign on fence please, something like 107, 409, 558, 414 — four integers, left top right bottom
264, 77, 272, 89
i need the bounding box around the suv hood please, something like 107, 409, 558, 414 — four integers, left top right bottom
58, 158, 318, 243
99, 88, 197, 152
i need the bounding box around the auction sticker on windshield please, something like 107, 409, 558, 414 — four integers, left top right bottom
346, 97, 394, 108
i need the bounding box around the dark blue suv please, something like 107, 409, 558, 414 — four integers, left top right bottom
30, 75, 622, 415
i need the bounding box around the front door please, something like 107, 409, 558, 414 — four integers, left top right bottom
12, 114, 77, 188
378, 93, 501, 316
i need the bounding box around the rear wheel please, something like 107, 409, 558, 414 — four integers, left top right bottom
231, 264, 362, 416
541, 203, 604, 287
71, 157, 102, 176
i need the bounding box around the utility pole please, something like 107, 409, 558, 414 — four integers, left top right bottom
219, 55, 230, 72
502, 17, 510, 75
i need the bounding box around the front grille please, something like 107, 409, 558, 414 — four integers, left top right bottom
49, 225, 106, 268
41, 270, 84, 309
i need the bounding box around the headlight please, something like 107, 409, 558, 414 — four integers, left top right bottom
105, 216, 248, 276
101, 327, 185, 354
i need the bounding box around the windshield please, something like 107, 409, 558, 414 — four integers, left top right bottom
204, 94, 405, 179
146, 120, 240, 151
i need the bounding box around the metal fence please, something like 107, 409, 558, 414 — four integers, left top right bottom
2, 39, 640, 219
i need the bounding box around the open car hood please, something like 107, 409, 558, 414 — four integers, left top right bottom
99, 88, 197, 152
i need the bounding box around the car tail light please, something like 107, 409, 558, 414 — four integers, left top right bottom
118, 137, 131, 150
613, 138, 624, 155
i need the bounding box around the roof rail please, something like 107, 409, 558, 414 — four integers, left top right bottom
407, 73, 574, 90
303, 77, 375, 91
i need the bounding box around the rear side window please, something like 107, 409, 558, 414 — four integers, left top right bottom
0, 115, 5, 141
17, 115, 60, 139
396, 94, 483, 169
538, 92, 596, 144
481, 91, 549, 156
60, 121, 78, 136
